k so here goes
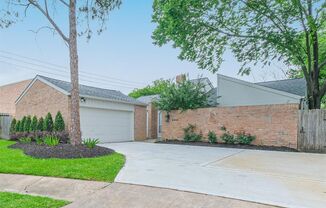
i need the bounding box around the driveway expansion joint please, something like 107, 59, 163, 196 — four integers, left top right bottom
201, 149, 246, 167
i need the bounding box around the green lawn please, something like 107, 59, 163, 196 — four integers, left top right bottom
0, 140, 125, 182
0, 192, 69, 208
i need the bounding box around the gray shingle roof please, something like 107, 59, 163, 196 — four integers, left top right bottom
38, 75, 145, 105
137, 95, 160, 104
255, 78, 306, 96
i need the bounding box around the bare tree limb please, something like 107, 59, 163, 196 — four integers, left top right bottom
58, 0, 69, 7
27, 0, 69, 42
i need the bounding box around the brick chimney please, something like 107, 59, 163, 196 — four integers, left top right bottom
176, 74, 186, 83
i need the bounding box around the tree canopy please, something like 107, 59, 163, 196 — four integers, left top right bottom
128, 79, 170, 98
152, 0, 326, 109
153, 78, 209, 112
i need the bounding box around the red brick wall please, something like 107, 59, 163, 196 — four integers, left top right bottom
134, 105, 147, 141
162, 104, 299, 148
0, 80, 31, 116
15, 80, 71, 130
147, 103, 158, 139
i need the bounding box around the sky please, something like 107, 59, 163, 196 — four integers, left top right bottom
0, 0, 288, 94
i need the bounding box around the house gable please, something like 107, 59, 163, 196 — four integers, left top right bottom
0, 80, 32, 116
217, 74, 303, 107
15, 79, 70, 129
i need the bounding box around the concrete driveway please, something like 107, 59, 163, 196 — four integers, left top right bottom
101, 142, 326, 208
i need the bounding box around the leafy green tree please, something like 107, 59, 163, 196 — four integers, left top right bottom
20, 116, 27, 132
44, 113, 54, 132
30, 116, 38, 132
15, 120, 21, 132
4, 0, 121, 145
24, 116, 31, 132
37, 117, 44, 131
54, 111, 65, 132
129, 79, 170, 98
10, 118, 16, 133
152, 0, 326, 109
154, 77, 209, 112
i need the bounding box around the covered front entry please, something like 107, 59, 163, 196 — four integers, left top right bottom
80, 106, 134, 143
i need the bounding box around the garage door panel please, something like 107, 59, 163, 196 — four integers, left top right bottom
80, 107, 133, 143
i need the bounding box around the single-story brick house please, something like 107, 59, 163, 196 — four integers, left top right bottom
138, 74, 306, 139
14, 75, 147, 143
0, 79, 32, 116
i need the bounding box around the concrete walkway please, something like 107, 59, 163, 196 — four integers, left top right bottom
0, 173, 109, 201
0, 174, 276, 208
101, 142, 326, 208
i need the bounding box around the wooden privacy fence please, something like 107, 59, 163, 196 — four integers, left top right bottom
0, 114, 12, 139
298, 109, 326, 153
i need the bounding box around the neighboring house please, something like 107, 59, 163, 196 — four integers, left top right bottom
139, 74, 306, 139
216, 74, 306, 107
0, 80, 32, 116
15, 75, 147, 143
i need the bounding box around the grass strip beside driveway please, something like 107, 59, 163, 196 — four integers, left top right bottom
0, 140, 125, 182
0, 192, 69, 208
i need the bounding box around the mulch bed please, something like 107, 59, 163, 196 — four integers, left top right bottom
10, 143, 115, 159
156, 140, 299, 152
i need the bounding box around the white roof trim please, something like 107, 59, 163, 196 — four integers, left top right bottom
16, 75, 146, 106
15, 76, 70, 104
217, 74, 303, 99
79, 95, 147, 106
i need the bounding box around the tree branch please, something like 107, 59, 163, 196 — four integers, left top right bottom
27, 0, 69, 43
58, 0, 69, 7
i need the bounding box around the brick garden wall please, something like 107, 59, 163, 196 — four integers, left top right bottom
162, 104, 299, 148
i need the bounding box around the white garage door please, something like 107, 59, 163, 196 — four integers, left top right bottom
80, 107, 133, 143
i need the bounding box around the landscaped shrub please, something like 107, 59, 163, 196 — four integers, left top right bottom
236, 132, 256, 145
37, 117, 44, 131
220, 132, 236, 144
20, 116, 26, 132
35, 137, 43, 145
52, 131, 70, 144
54, 111, 65, 131
183, 124, 203, 142
19, 137, 32, 144
44, 113, 54, 132
15, 120, 21, 132
10, 118, 16, 133
43, 136, 60, 146
207, 131, 217, 144
83, 138, 100, 148
30, 116, 38, 132
9, 112, 69, 144
24, 116, 32, 132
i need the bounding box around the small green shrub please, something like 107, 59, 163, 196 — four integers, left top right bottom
236, 132, 256, 145
207, 131, 217, 144
83, 138, 100, 148
30, 116, 38, 132
221, 132, 236, 144
44, 136, 60, 146
54, 111, 65, 131
20, 116, 26, 132
35, 137, 43, 145
24, 116, 32, 132
19, 137, 32, 144
183, 124, 203, 142
44, 113, 54, 132
15, 120, 21, 132
10, 118, 16, 133
37, 117, 44, 131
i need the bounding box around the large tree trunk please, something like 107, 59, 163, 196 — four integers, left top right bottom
69, 0, 82, 145
307, 78, 322, 109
